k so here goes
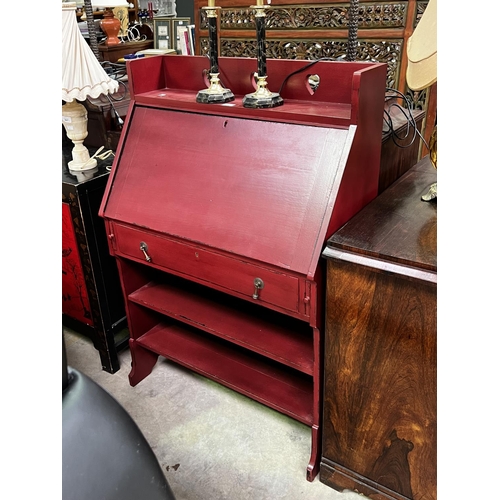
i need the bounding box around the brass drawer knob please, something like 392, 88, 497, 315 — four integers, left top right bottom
252, 277, 264, 299
139, 241, 152, 262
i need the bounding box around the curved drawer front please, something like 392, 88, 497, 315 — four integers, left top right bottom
112, 223, 302, 314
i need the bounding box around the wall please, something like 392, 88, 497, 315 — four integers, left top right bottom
138, 0, 194, 22
176, 0, 194, 21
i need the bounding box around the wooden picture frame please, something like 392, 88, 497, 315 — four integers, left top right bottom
153, 17, 172, 50
171, 18, 191, 53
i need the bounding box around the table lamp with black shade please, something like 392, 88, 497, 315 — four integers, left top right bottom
62, 1, 119, 172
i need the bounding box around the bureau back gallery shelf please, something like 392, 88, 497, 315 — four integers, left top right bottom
99, 54, 386, 481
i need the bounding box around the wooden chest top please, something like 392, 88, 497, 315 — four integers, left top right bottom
325, 156, 437, 276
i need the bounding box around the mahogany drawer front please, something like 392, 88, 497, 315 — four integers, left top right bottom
112, 223, 302, 313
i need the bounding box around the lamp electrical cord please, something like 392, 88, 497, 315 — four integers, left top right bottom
275, 58, 429, 150
383, 88, 429, 150
101, 61, 128, 100
277, 57, 340, 95
77, 146, 115, 171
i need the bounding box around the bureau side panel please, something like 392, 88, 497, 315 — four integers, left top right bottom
321, 259, 436, 500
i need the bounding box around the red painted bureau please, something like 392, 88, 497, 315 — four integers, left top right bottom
99, 55, 386, 480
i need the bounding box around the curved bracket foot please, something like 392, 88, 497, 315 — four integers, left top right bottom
306, 424, 321, 481
129, 339, 159, 387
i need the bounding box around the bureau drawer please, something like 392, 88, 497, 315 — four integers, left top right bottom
112, 223, 302, 314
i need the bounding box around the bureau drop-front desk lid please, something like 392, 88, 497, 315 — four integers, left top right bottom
101, 104, 354, 278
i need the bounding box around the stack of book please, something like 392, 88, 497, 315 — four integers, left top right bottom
176, 23, 195, 55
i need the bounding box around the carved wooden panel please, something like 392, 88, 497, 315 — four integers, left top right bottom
415, 0, 428, 26
200, 37, 401, 88
197, 1, 427, 90
201, 2, 408, 30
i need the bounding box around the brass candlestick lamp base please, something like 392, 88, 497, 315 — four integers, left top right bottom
421, 182, 437, 201
196, 73, 235, 104
421, 125, 437, 202
243, 75, 283, 109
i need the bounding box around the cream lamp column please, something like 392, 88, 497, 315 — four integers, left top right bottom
62, 1, 119, 172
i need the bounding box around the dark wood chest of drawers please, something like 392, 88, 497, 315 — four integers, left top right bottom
99, 54, 386, 480
321, 156, 437, 499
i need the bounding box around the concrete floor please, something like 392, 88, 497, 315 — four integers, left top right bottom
64, 326, 365, 500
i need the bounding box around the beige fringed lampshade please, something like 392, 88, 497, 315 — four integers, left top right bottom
407, 0, 437, 184
406, 0, 437, 91
62, 2, 119, 172
62, 2, 119, 101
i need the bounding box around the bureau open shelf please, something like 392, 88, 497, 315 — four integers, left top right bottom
135, 317, 314, 425
128, 273, 314, 375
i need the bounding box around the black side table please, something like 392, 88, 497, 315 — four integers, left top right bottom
62, 145, 127, 373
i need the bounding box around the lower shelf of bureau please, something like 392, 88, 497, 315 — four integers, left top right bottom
134, 319, 313, 425
124, 266, 315, 424
128, 277, 314, 374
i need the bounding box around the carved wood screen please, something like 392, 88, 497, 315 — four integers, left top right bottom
193, 0, 435, 155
